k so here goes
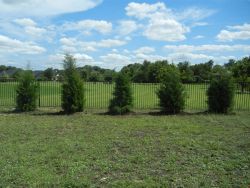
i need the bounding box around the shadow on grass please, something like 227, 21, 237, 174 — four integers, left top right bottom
0, 108, 66, 116
31, 111, 66, 116
95, 110, 212, 116
146, 111, 208, 116
0, 108, 236, 117
94, 111, 137, 116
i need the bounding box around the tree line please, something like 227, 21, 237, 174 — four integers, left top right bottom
0, 56, 249, 84
121, 57, 250, 83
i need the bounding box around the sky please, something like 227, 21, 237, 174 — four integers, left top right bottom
0, 0, 250, 70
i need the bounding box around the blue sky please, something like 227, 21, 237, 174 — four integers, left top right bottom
0, 0, 249, 70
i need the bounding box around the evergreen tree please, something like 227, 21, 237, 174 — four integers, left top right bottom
16, 70, 38, 111
109, 73, 133, 114
62, 54, 85, 114
157, 67, 185, 114
207, 74, 235, 113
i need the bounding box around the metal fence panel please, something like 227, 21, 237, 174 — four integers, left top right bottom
0, 80, 249, 111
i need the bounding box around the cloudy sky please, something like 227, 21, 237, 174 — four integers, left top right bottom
0, 0, 249, 70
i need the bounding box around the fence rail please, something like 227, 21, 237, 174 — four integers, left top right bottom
0, 80, 249, 111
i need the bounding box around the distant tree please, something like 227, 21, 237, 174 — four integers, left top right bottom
207, 74, 235, 113
61, 54, 85, 114
133, 70, 145, 83
121, 63, 143, 82
89, 71, 103, 82
157, 67, 185, 114
212, 65, 227, 77
0, 71, 9, 81
190, 60, 214, 82
13, 70, 23, 79
224, 59, 236, 70
232, 57, 250, 93
43, 68, 54, 81
148, 60, 169, 83
109, 73, 133, 115
16, 70, 38, 111
0, 65, 7, 72
177, 61, 194, 83
104, 70, 116, 83
80, 69, 88, 81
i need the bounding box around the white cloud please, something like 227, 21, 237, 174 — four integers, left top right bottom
46, 52, 106, 69
60, 37, 76, 46
0, 34, 46, 54
217, 23, 250, 41
191, 22, 208, 27
134, 46, 155, 54
63, 19, 112, 35
168, 52, 214, 62
97, 39, 126, 48
135, 53, 165, 62
61, 46, 78, 53
164, 44, 250, 64
74, 53, 94, 62
144, 18, 189, 41
49, 53, 94, 67
60, 37, 127, 53
117, 20, 138, 35
133, 46, 165, 62
126, 2, 168, 19
227, 23, 250, 31
167, 52, 236, 64
13, 18, 48, 39
194, 35, 204, 39
24, 26, 47, 38
176, 7, 216, 22
0, 0, 102, 16
60, 37, 97, 52
126, 2, 189, 42
13, 18, 36, 27
112, 49, 118, 53
125, 2, 215, 42
100, 53, 133, 67
164, 44, 250, 53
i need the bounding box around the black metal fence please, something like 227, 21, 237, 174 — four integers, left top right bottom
0, 80, 249, 111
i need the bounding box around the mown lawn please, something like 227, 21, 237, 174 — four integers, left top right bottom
0, 111, 249, 187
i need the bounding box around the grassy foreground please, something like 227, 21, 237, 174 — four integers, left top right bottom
0, 111, 249, 187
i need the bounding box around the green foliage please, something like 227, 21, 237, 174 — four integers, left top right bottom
232, 57, 250, 93
0, 71, 9, 81
43, 68, 54, 81
16, 70, 38, 111
207, 74, 235, 113
178, 61, 194, 83
104, 70, 116, 83
12, 69, 23, 79
109, 73, 133, 114
89, 71, 103, 82
232, 57, 250, 81
78, 65, 116, 82
190, 60, 214, 82
61, 54, 85, 114
121, 60, 170, 83
157, 67, 185, 114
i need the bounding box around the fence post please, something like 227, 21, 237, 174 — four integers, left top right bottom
38, 81, 41, 108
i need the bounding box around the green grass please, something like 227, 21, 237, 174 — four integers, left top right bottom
0, 111, 249, 187
0, 81, 249, 111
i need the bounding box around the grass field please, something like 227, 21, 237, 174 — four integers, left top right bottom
0, 81, 249, 111
0, 111, 249, 187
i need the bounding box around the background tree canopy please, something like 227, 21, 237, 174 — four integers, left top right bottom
0, 56, 249, 83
